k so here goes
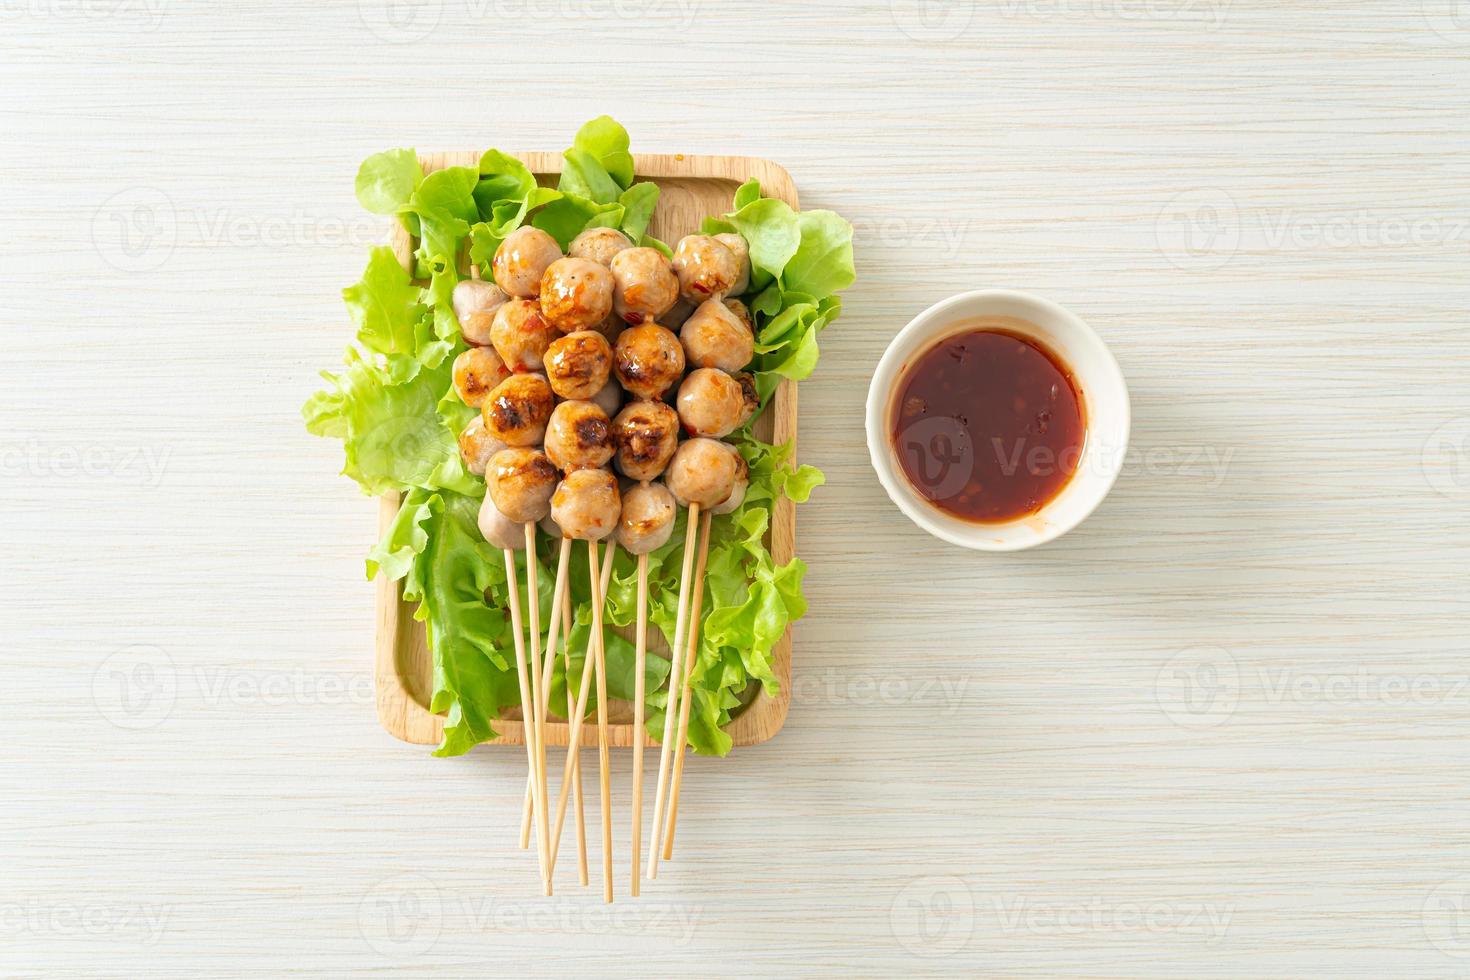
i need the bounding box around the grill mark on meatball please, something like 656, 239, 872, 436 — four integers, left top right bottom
496, 400, 526, 429
574, 417, 608, 447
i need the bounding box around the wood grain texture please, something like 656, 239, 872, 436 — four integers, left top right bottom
375, 151, 797, 749
2, 2, 1469, 977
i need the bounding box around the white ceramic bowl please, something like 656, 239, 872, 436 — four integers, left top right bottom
865, 290, 1130, 551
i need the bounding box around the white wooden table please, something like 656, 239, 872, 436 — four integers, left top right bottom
3, 3, 1468, 976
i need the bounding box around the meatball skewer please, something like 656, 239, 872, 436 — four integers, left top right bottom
485, 447, 558, 892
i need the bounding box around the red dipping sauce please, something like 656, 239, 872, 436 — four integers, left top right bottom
889, 323, 1086, 524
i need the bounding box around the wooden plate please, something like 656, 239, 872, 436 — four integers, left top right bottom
374, 151, 798, 750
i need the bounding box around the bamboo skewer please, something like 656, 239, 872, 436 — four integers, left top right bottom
662, 509, 713, 861
520, 536, 570, 852
564, 569, 589, 887
647, 504, 702, 880
587, 538, 614, 903
548, 542, 614, 876
630, 550, 649, 897
523, 524, 552, 895
502, 547, 549, 894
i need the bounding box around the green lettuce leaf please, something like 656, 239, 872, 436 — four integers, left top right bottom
356, 148, 423, 215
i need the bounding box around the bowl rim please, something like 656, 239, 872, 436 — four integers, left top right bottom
864, 288, 1131, 552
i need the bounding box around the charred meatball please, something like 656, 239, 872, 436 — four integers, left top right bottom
671, 234, 739, 301
539, 257, 615, 334
610, 246, 679, 325
490, 298, 559, 373
452, 278, 509, 347
453, 347, 512, 408
544, 400, 614, 473
550, 468, 621, 541
676, 368, 745, 439
492, 226, 562, 299
482, 373, 554, 447
733, 371, 759, 428
613, 321, 685, 400
569, 227, 633, 267
611, 400, 679, 482
542, 330, 612, 401
680, 298, 753, 373
486, 447, 559, 524
616, 481, 677, 555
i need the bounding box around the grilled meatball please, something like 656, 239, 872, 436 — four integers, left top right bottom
458, 415, 506, 476
486, 447, 559, 524
676, 368, 745, 439
482, 373, 554, 447
613, 320, 685, 400
612, 400, 679, 482
452, 278, 509, 347
710, 443, 749, 516
713, 233, 751, 296
542, 330, 612, 401
544, 400, 614, 473
539, 257, 614, 334
616, 481, 677, 555
569, 227, 633, 267
492, 226, 562, 298
734, 371, 759, 428
666, 437, 739, 510
671, 234, 739, 301
452, 347, 512, 408
589, 377, 623, 418
610, 246, 679, 325
478, 494, 527, 551
550, 468, 621, 541
680, 298, 753, 373
490, 298, 559, 373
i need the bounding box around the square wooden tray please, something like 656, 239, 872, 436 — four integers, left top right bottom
374, 151, 799, 750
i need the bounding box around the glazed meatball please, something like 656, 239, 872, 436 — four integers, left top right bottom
482, 373, 554, 447
452, 278, 509, 347
492, 226, 562, 299
671, 234, 739, 301
544, 400, 614, 473
542, 330, 612, 401
458, 415, 506, 476
550, 468, 621, 541
486, 447, 559, 524
666, 437, 740, 510
612, 400, 679, 482
616, 481, 677, 555
589, 378, 623, 418
680, 298, 753, 373
677, 368, 745, 439
478, 494, 526, 550
733, 371, 759, 428
710, 444, 749, 516
453, 347, 512, 408
490, 298, 559, 373
713, 233, 751, 296
610, 246, 679, 325
539, 257, 614, 334
613, 321, 685, 400
569, 227, 633, 267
